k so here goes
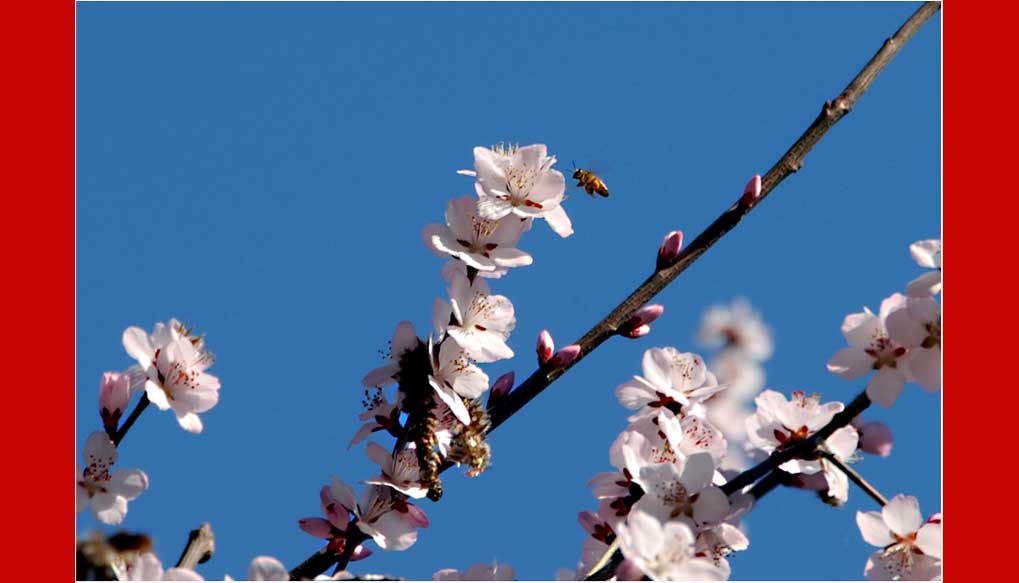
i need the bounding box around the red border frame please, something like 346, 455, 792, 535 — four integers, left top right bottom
7, 0, 75, 578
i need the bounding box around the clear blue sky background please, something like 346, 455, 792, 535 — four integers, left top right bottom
76, 3, 941, 580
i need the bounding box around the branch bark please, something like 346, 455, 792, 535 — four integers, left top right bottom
289, 1, 940, 578
111, 393, 149, 447
175, 523, 215, 570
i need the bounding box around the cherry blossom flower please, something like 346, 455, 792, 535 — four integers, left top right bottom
349, 389, 402, 449
122, 320, 220, 433
856, 494, 942, 580
694, 522, 749, 580
428, 336, 489, 425
698, 300, 773, 362
76, 431, 148, 525
467, 143, 573, 238
299, 477, 356, 552
632, 452, 730, 525
827, 294, 912, 407
440, 271, 516, 362
626, 411, 728, 467
745, 390, 844, 475
422, 195, 533, 273
364, 442, 428, 499
433, 561, 516, 581
616, 509, 728, 581
616, 348, 725, 421
886, 296, 941, 393
355, 484, 429, 551
123, 552, 202, 581
589, 431, 652, 525
362, 321, 422, 389
906, 239, 942, 297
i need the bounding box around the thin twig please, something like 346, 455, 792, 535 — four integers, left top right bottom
820, 451, 889, 506
748, 469, 794, 501
290, 2, 940, 578
112, 393, 150, 447
485, 0, 941, 433
175, 523, 215, 570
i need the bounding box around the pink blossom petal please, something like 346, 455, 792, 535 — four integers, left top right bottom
299, 517, 334, 539
856, 511, 895, 547
882, 494, 923, 537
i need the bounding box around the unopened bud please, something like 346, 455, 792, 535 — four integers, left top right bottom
99, 371, 132, 432
615, 558, 645, 581
741, 174, 762, 207
656, 230, 684, 270
548, 344, 582, 368
536, 329, 555, 365
624, 324, 652, 338
487, 371, 515, 406
620, 305, 664, 339
855, 419, 893, 457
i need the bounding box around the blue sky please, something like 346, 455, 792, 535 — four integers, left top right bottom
76, 2, 940, 580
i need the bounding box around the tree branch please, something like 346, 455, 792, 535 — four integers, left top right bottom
290, 2, 940, 578
820, 451, 889, 506
111, 393, 150, 447
175, 523, 215, 570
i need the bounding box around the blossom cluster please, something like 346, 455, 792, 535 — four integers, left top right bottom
77, 319, 221, 527
299, 143, 575, 563
560, 236, 941, 581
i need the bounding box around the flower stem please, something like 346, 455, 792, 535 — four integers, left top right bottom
112, 393, 149, 447
819, 451, 889, 506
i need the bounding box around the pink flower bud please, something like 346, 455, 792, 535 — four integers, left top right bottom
99, 371, 132, 431
548, 344, 581, 368
656, 230, 684, 270
487, 371, 515, 406
624, 324, 651, 338
615, 303, 664, 334
350, 544, 373, 561
927, 513, 942, 524
856, 420, 893, 457
298, 517, 334, 539
536, 330, 555, 365
741, 174, 762, 207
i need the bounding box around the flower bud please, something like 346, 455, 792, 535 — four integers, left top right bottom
298, 517, 333, 538
624, 324, 651, 338
855, 419, 893, 457
741, 174, 762, 207
99, 371, 132, 432
548, 344, 582, 368
536, 329, 555, 365
620, 304, 664, 339
656, 230, 684, 270
615, 558, 645, 581
487, 372, 515, 407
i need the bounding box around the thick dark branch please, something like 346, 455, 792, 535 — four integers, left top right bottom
111, 393, 150, 447
486, 0, 940, 434
820, 451, 889, 506
175, 523, 215, 570
292, 2, 939, 578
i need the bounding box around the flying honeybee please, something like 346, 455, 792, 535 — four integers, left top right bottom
573, 167, 610, 197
